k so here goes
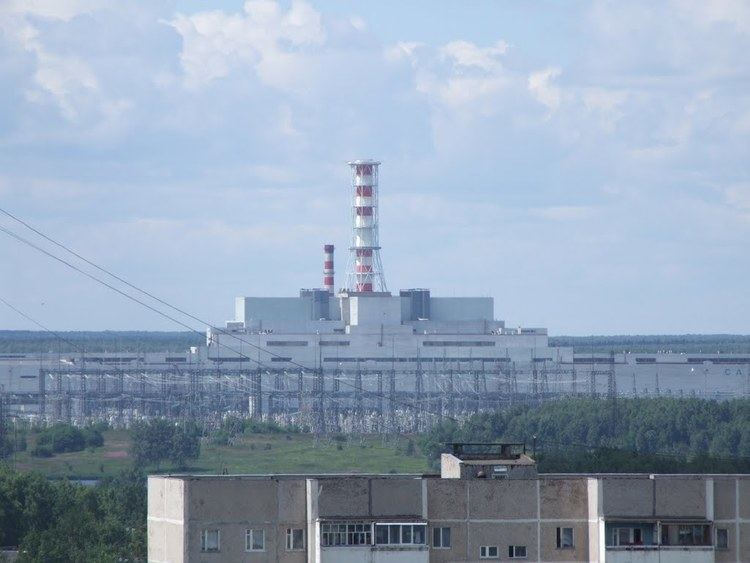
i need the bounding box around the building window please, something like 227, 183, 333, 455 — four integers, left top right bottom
677, 524, 711, 546
716, 528, 728, 550
432, 527, 451, 548
245, 529, 264, 552
374, 523, 426, 546
509, 545, 527, 558
201, 529, 220, 552
556, 527, 574, 548
321, 522, 372, 546
286, 528, 305, 551
611, 527, 643, 546
423, 340, 496, 347
480, 545, 499, 559
267, 341, 308, 346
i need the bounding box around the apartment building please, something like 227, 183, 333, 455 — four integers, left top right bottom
147, 444, 750, 562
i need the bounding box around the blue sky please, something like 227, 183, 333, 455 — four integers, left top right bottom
0, 0, 748, 334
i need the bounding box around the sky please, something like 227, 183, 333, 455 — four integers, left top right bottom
0, 0, 749, 335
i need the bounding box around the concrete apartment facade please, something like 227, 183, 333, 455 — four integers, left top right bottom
148, 446, 750, 563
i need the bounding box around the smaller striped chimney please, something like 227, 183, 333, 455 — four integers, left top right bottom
323, 244, 334, 293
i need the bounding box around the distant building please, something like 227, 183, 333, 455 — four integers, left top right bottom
206, 159, 552, 375
147, 443, 749, 562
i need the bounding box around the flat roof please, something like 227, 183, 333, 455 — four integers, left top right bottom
148, 473, 433, 481
148, 472, 750, 480
458, 454, 536, 466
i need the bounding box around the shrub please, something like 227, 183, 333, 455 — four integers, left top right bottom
35, 424, 101, 454
130, 419, 201, 469
211, 430, 230, 446
82, 427, 104, 448
31, 445, 53, 458
14, 435, 27, 452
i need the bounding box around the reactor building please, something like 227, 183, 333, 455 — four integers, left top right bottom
206, 160, 550, 372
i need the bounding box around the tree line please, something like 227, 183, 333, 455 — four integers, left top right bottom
549, 334, 750, 353
0, 330, 202, 354
420, 397, 750, 472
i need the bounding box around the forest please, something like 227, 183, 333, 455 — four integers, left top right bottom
548, 334, 750, 353
0, 468, 145, 562
0, 330, 203, 353
419, 397, 750, 472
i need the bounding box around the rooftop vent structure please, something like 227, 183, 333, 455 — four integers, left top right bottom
441, 442, 537, 480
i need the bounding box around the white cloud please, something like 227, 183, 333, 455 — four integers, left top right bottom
0, 2, 129, 125
348, 16, 366, 32
168, 0, 326, 90
528, 67, 562, 113
417, 73, 510, 109
440, 40, 508, 71
393, 39, 518, 117
676, 0, 750, 34
384, 41, 422, 64
27, 51, 99, 121
581, 88, 628, 132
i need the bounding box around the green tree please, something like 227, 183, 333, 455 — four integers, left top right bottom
131, 419, 200, 469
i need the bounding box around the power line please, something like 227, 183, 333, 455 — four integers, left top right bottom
0, 224, 268, 368
0, 216, 454, 424
0, 296, 84, 353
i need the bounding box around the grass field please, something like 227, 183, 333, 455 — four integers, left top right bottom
10, 430, 430, 479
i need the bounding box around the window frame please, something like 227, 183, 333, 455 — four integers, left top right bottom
286, 527, 305, 551
374, 523, 427, 546
480, 545, 499, 559
556, 526, 574, 549
320, 521, 372, 547
716, 527, 728, 550
201, 529, 221, 553
245, 528, 265, 552
677, 524, 711, 546
432, 526, 451, 549
612, 527, 634, 547
509, 545, 527, 558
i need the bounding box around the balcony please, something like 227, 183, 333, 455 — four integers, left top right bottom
605, 521, 715, 563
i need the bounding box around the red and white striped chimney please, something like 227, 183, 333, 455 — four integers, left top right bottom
345, 160, 388, 293
323, 244, 334, 293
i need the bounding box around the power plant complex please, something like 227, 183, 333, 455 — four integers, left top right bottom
1, 160, 749, 431
208, 159, 547, 377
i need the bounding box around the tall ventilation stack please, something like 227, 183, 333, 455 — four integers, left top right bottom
323, 244, 334, 293
346, 160, 388, 293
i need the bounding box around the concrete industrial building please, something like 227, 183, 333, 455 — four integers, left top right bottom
206, 159, 550, 371
147, 443, 750, 562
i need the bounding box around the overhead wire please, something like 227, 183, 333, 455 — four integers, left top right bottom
0, 214, 453, 423
0, 296, 84, 353
6, 283, 739, 464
